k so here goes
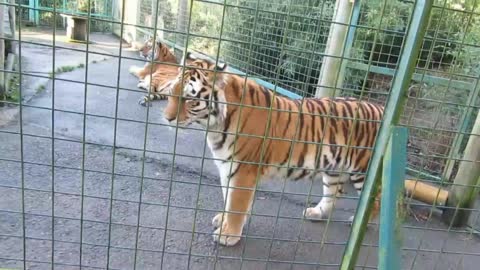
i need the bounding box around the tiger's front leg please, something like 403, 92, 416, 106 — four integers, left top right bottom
212, 164, 256, 246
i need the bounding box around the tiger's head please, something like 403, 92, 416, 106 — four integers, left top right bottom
163, 52, 229, 127
139, 36, 177, 64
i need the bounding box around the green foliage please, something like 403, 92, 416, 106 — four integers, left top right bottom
222, 0, 335, 96
215, 0, 480, 96
48, 65, 80, 78
2, 74, 20, 102
356, 0, 480, 70
188, 1, 223, 55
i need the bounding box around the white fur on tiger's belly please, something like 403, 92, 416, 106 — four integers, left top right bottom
137, 75, 152, 90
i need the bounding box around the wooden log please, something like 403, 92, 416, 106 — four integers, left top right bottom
404, 179, 449, 207
8, 0, 17, 55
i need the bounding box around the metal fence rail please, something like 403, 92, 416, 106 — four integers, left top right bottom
0, 0, 479, 269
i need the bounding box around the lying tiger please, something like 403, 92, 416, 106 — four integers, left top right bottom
163, 53, 384, 246
129, 37, 179, 106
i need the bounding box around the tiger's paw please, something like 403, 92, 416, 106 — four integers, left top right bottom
348, 215, 355, 226
137, 81, 148, 90
212, 213, 225, 228
213, 223, 241, 247
138, 97, 152, 107
303, 207, 325, 221
129, 66, 142, 77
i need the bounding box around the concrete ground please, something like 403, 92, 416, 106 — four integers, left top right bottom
1, 30, 480, 270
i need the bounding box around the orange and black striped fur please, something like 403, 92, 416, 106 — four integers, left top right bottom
163, 53, 384, 246
129, 37, 179, 106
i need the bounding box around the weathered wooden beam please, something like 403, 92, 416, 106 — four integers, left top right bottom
442, 111, 480, 227
315, 0, 355, 98
0, 4, 6, 100
8, 0, 17, 55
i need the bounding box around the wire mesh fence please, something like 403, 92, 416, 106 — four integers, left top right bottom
0, 0, 479, 269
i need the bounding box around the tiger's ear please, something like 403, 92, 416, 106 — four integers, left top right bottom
215, 62, 227, 72
185, 52, 196, 61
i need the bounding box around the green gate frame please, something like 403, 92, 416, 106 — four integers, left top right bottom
340, 0, 433, 269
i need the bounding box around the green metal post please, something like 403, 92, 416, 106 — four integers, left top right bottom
28, 0, 35, 23
379, 127, 408, 270
340, 1, 433, 269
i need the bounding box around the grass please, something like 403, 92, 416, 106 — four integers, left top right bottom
2, 73, 20, 102
3, 59, 103, 103
47, 62, 91, 78
36, 84, 46, 93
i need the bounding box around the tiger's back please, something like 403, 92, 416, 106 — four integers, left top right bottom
212, 76, 384, 188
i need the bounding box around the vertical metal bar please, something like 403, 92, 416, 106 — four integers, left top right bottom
378, 127, 408, 270
340, 1, 433, 269
158, 0, 195, 268
28, 0, 34, 23
186, 2, 230, 268
34, 0, 39, 25
104, 0, 108, 17
17, 1, 27, 269
132, 0, 163, 267
50, 0, 57, 268
79, 0, 93, 268
105, 0, 127, 268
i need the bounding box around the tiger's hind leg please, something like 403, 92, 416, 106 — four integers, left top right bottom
304, 174, 345, 220
347, 173, 381, 223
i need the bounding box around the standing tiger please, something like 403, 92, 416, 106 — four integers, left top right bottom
164, 53, 384, 246
129, 37, 179, 105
